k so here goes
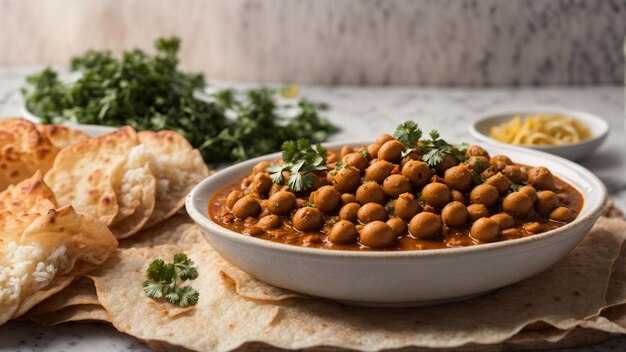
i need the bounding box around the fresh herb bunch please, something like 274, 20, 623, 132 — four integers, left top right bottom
21, 37, 338, 164
393, 121, 468, 167
143, 253, 199, 308
266, 139, 328, 192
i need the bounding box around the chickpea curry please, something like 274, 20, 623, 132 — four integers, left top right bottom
209, 122, 583, 251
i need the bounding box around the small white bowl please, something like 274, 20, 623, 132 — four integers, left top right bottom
186, 141, 607, 307
469, 108, 609, 161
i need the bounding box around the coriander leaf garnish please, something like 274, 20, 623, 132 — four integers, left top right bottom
359, 150, 370, 158
393, 121, 422, 147
265, 139, 328, 192
510, 184, 521, 192
21, 37, 338, 165
303, 201, 315, 207
143, 253, 199, 308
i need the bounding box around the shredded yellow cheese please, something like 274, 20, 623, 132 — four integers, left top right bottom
490, 113, 592, 146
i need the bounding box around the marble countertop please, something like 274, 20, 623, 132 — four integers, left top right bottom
0, 66, 625, 351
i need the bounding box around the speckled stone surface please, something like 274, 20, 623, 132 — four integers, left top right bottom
1, 0, 625, 85
0, 66, 625, 351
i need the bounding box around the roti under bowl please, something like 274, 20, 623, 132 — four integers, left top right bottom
186, 141, 607, 306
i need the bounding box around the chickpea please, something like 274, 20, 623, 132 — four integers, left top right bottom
241, 175, 254, 188
359, 221, 396, 248
252, 161, 271, 174
365, 160, 396, 184
226, 190, 244, 209
400, 150, 421, 168
518, 185, 538, 203
340, 193, 358, 205
501, 228, 522, 240
469, 184, 499, 207
467, 203, 489, 221
339, 202, 360, 222
451, 190, 466, 204
267, 191, 297, 216
387, 217, 408, 236
356, 181, 387, 205
443, 165, 473, 192
490, 155, 512, 171
377, 140, 404, 163
340, 146, 353, 158
503, 165, 525, 184
257, 215, 281, 230
549, 207, 573, 223
382, 174, 412, 198
268, 182, 282, 197
326, 152, 339, 164
394, 193, 422, 220
402, 160, 431, 187
343, 152, 369, 173
331, 167, 361, 193
535, 190, 558, 215
528, 167, 555, 190
252, 173, 273, 197
310, 174, 329, 191
293, 207, 323, 232
480, 167, 497, 180
465, 145, 490, 159
470, 218, 500, 242
376, 134, 394, 146
357, 202, 388, 223
367, 144, 380, 159
421, 182, 452, 208
312, 185, 342, 213
467, 156, 490, 173
435, 154, 459, 175
328, 220, 358, 244
232, 196, 262, 219
484, 173, 512, 195
502, 192, 533, 218
524, 222, 543, 234
441, 201, 469, 228
490, 213, 515, 229
409, 212, 442, 239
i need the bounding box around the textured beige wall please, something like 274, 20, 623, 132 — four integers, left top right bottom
1, 0, 624, 86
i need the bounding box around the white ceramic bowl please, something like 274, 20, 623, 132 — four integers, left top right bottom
469, 108, 609, 161
186, 141, 607, 306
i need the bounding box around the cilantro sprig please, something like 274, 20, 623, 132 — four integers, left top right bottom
393, 121, 423, 157
393, 121, 469, 167
266, 139, 328, 192
143, 253, 199, 308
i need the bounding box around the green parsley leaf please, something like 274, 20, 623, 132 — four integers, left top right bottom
359, 150, 370, 158
471, 170, 484, 185
143, 253, 199, 308
265, 139, 328, 192
303, 201, 315, 207
510, 184, 521, 192
393, 121, 422, 148
21, 37, 338, 165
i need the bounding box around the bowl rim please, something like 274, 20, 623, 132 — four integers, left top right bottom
186, 139, 607, 259
468, 107, 610, 151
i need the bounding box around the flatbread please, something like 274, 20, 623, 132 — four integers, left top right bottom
120, 214, 203, 250
108, 145, 157, 239
137, 131, 210, 228
0, 171, 57, 214
89, 219, 623, 352
27, 304, 111, 326
44, 126, 139, 226
0, 118, 59, 190
0, 205, 117, 325
36, 124, 90, 149
27, 277, 100, 316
